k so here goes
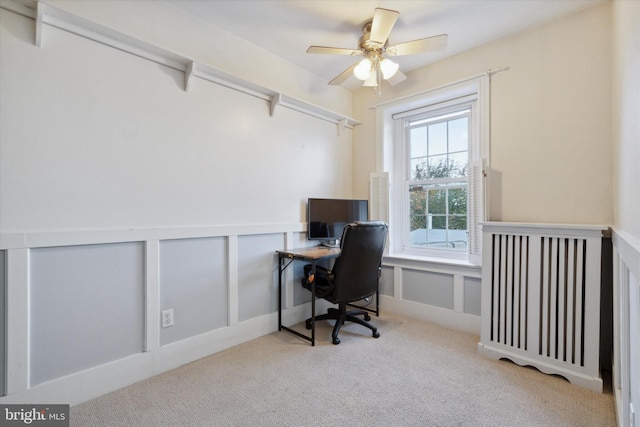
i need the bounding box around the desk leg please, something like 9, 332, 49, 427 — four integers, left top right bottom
276, 254, 317, 346
278, 256, 283, 331
311, 261, 316, 346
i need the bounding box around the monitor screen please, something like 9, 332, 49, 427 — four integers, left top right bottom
307, 198, 369, 242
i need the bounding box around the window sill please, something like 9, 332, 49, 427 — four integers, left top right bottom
382, 252, 481, 273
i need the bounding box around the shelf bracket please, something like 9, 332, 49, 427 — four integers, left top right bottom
185, 61, 196, 92
337, 119, 348, 137
270, 93, 282, 117
35, 2, 45, 48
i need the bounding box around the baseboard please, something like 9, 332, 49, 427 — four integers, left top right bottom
0, 305, 314, 406
0, 297, 477, 406
379, 295, 480, 335
0, 352, 155, 406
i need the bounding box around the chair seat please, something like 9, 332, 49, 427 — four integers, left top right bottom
300, 221, 388, 344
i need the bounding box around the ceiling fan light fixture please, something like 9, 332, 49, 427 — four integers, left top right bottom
363, 69, 379, 87
306, 7, 448, 91
353, 58, 372, 80
380, 58, 399, 79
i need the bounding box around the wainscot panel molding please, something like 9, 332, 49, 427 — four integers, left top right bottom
0, 223, 304, 250
0, 1, 359, 135
0, 222, 485, 404
0, 224, 308, 405
380, 257, 482, 335
611, 228, 640, 427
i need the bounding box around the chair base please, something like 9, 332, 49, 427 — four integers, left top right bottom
305, 304, 380, 345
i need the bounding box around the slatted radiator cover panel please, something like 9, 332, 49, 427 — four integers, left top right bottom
478, 222, 609, 393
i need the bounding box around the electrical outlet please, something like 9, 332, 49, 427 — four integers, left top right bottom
162, 309, 174, 328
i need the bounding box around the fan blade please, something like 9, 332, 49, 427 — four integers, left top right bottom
386, 34, 448, 56
370, 8, 399, 44
328, 63, 357, 85
307, 46, 361, 55
386, 70, 407, 86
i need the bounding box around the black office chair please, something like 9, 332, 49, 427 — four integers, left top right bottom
302, 221, 388, 344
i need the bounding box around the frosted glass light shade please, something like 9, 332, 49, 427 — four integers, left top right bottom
380, 58, 399, 80
353, 58, 372, 81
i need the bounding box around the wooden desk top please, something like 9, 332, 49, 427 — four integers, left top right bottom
277, 246, 340, 261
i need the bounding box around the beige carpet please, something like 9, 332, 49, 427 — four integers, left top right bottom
71, 313, 616, 426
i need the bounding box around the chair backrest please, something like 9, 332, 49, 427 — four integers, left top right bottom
331, 221, 388, 303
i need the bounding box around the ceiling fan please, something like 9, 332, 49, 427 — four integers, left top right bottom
307, 8, 448, 92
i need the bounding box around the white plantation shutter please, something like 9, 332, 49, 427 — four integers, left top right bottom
468, 159, 487, 265
369, 172, 389, 223
370, 171, 390, 253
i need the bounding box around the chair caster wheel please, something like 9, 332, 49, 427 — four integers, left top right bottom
305, 320, 312, 330
372, 330, 380, 338
364, 313, 371, 321
332, 337, 340, 345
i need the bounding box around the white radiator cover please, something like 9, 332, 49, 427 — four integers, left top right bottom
478, 222, 609, 393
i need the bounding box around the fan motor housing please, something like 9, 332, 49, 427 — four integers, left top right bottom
359, 21, 388, 52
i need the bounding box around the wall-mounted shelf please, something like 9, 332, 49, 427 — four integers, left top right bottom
3, 0, 360, 135
187, 62, 359, 134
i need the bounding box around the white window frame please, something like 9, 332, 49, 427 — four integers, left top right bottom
397, 97, 476, 260
373, 76, 489, 265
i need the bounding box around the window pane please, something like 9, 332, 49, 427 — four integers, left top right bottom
410, 185, 426, 214
410, 158, 428, 180
410, 185, 427, 247
428, 122, 447, 156
410, 127, 428, 157
427, 155, 448, 178
448, 152, 468, 178
404, 107, 472, 253
410, 215, 427, 232
407, 182, 469, 251
448, 216, 468, 250
427, 188, 446, 215
448, 117, 468, 153
448, 187, 467, 214
410, 226, 427, 246
428, 216, 448, 249
431, 215, 446, 229
449, 215, 467, 230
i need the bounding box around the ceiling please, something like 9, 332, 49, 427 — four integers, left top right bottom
167, 0, 604, 90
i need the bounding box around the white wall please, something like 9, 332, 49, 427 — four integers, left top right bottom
613, 0, 640, 238
353, 3, 612, 226
353, 0, 637, 419
0, 1, 356, 405
349, 2, 613, 344
611, 0, 640, 425
1, 0, 634, 408
0, 3, 354, 231
39, 0, 353, 117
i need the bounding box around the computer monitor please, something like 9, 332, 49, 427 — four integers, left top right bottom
307, 198, 369, 245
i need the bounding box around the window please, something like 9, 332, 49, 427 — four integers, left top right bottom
373, 77, 488, 264
407, 108, 470, 252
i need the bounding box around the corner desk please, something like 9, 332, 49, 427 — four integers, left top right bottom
276, 246, 340, 346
